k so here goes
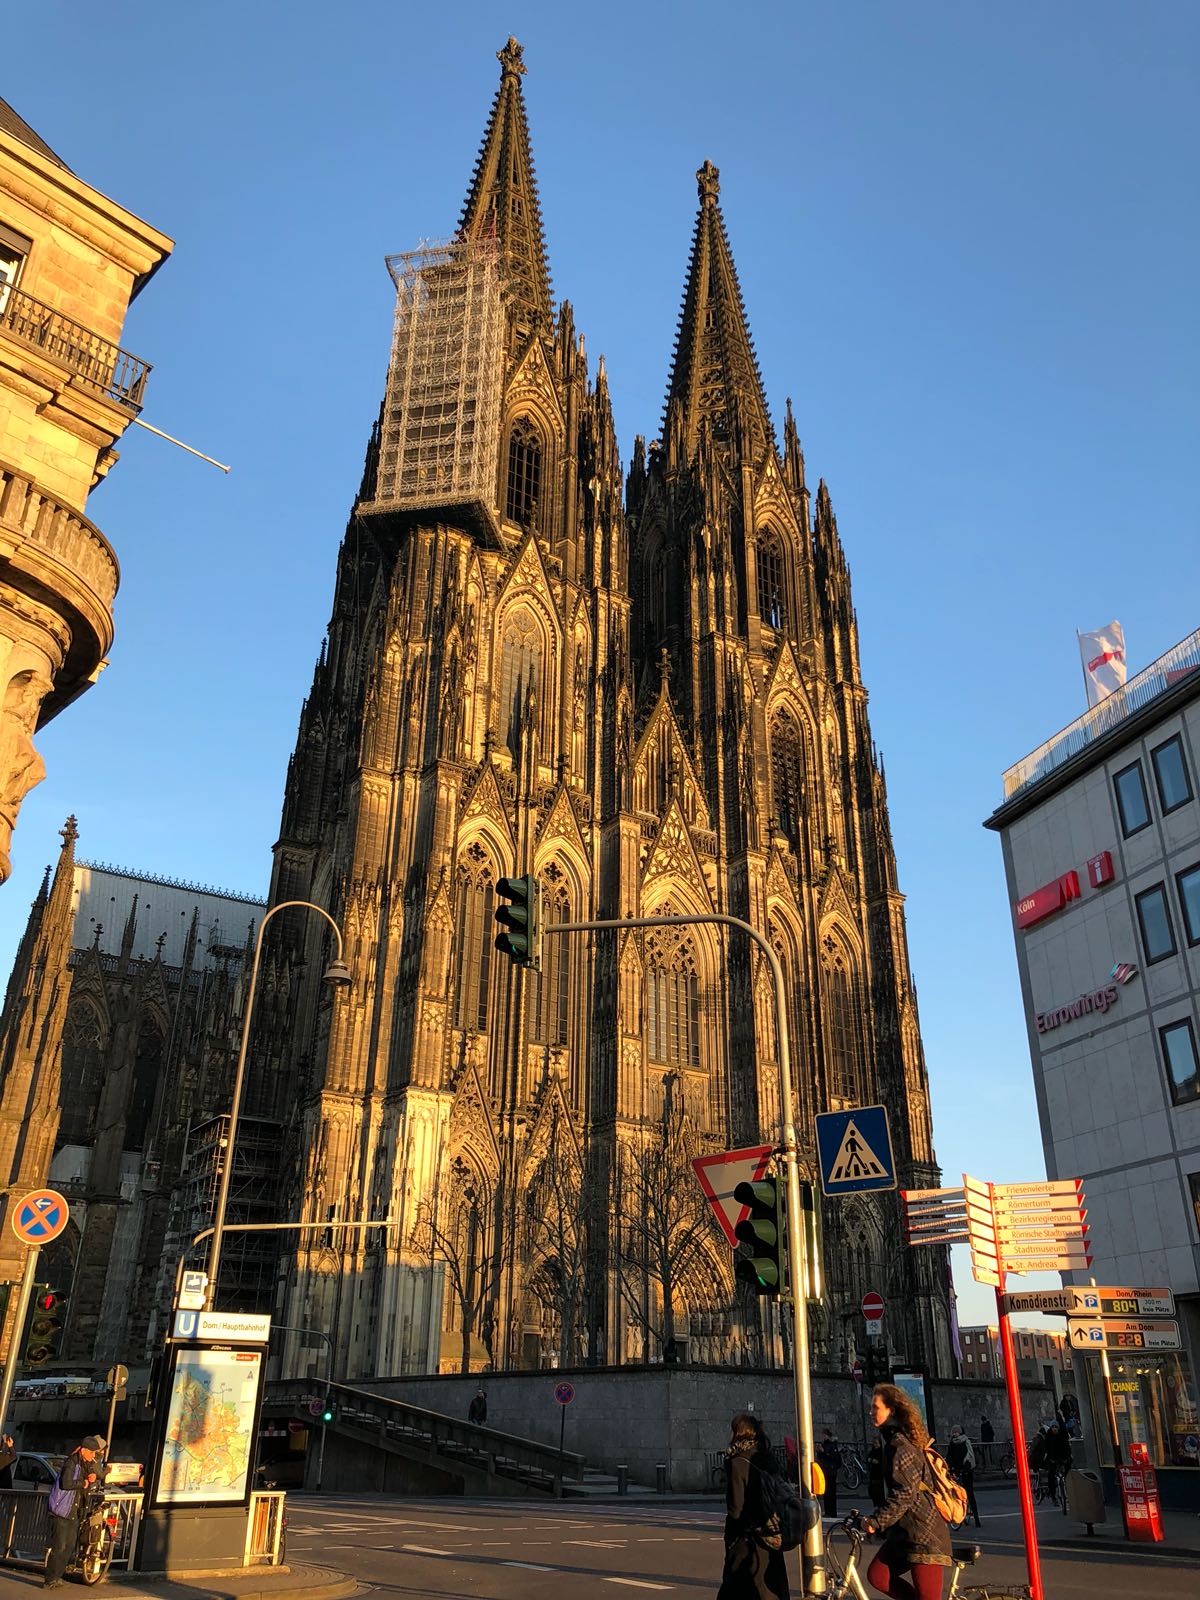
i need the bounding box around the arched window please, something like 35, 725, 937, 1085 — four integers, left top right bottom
58, 1002, 104, 1147
506, 418, 542, 528
499, 611, 542, 758
646, 930, 701, 1069
533, 873, 571, 1047
770, 711, 806, 847
650, 548, 667, 645
124, 1014, 164, 1150
453, 853, 495, 1031
821, 935, 864, 1103
757, 532, 787, 631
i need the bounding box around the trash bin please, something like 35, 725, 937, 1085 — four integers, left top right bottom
1066, 1468, 1106, 1532
616, 1464, 628, 1495
656, 1462, 668, 1493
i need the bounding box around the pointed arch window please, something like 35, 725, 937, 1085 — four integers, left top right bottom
646, 929, 701, 1069
58, 1002, 105, 1147
770, 712, 806, 848
454, 853, 495, 1032
506, 418, 542, 528
124, 1013, 164, 1150
757, 531, 788, 632
533, 870, 571, 1047
821, 934, 864, 1103
499, 612, 542, 758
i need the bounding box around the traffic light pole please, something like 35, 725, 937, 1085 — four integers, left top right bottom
0, 1249, 40, 1431
547, 912, 825, 1595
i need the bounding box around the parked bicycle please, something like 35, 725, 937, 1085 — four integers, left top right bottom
70, 1486, 118, 1585
838, 1443, 866, 1492
824, 1516, 1032, 1600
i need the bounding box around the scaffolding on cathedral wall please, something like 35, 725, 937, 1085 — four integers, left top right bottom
171, 1111, 282, 1315
369, 234, 505, 528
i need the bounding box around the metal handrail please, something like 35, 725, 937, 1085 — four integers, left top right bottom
0, 281, 151, 410
1001, 627, 1200, 799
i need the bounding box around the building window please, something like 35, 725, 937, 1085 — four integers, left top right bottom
58, 1002, 105, 1146
770, 712, 806, 849
499, 612, 542, 758
645, 929, 701, 1070
1189, 1172, 1200, 1237
757, 533, 788, 631
1177, 864, 1200, 946
1135, 884, 1176, 964
533, 883, 571, 1047
1160, 1018, 1199, 1106
454, 868, 495, 1031
821, 935, 865, 1102
1151, 735, 1193, 814
0, 222, 30, 312
506, 418, 541, 528
1113, 761, 1151, 836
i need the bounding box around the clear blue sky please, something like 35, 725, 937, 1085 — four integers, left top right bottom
5, 3, 1197, 1329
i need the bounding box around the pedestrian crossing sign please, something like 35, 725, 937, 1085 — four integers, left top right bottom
815, 1106, 896, 1196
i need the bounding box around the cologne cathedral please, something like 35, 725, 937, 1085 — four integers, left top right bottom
261, 39, 951, 1380
0, 39, 952, 1380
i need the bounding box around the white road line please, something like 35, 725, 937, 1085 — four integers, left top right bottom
636, 1536, 665, 1541
504, 1561, 554, 1571
603, 1581, 674, 1592
401, 1543, 451, 1556
562, 1538, 626, 1547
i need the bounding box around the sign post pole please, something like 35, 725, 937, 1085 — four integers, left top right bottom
0, 1250, 38, 1428
991, 1182, 1043, 1600
553, 1382, 574, 1497
0, 1188, 71, 1430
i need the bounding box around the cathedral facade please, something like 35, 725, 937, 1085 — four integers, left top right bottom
265, 40, 952, 1382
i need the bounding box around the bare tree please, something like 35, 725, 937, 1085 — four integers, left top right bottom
415, 1157, 510, 1374
615, 1083, 727, 1359
522, 1120, 597, 1366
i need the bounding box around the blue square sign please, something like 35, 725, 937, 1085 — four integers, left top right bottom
815, 1105, 896, 1196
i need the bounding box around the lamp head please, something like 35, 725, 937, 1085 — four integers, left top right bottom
323, 959, 352, 988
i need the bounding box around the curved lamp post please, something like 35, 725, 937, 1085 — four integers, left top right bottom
205, 899, 351, 1311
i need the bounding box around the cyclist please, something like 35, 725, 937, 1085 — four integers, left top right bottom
861, 1384, 950, 1599
1044, 1421, 1072, 1506
43, 1434, 104, 1589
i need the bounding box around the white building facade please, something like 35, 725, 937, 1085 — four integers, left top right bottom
987, 628, 1200, 1491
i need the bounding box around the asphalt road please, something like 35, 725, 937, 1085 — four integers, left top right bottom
279, 1485, 1199, 1599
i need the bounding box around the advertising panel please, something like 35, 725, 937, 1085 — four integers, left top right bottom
153, 1344, 265, 1507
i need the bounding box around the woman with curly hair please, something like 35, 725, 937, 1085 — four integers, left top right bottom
862, 1384, 950, 1599
717, 1411, 789, 1599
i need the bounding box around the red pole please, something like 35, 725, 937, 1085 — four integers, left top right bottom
995, 1280, 1044, 1600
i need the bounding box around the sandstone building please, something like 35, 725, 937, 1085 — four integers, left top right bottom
263, 41, 952, 1379
0, 100, 171, 884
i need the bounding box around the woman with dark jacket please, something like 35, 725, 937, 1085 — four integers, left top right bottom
717, 1411, 789, 1600
862, 1384, 951, 1600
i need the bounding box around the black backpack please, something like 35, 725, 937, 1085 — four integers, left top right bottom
755, 1464, 807, 1553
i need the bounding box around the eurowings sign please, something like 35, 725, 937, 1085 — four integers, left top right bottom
1036, 961, 1138, 1035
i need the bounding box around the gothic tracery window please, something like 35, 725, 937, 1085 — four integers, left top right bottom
124, 1013, 164, 1150
821, 934, 864, 1103
58, 1001, 105, 1146
533, 867, 571, 1047
454, 847, 495, 1031
506, 418, 542, 528
769, 711, 806, 848
499, 610, 542, 758
646, 928, 701, 1069
757, 531, 787, 631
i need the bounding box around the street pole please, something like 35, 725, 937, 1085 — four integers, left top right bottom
205, 901, 350, 1311
548, 912, 825, 1595
1090, 1276, 1122, 1470
0, 1250, 39, 1431
990, 1179, 1043, 1600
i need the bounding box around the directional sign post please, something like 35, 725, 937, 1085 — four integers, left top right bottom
0, 1188, 71, 1432
1004, 1286, 1176, 1319
815, 1106, 896, 1196
1067, 1319, 1182, 1353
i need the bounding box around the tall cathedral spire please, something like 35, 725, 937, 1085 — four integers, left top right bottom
664, 161, 773, 464
459, 37, 553, 326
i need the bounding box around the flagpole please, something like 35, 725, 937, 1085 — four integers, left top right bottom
1076, 630, 1093, 710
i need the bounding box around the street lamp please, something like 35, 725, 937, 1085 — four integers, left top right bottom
205, 899, 351, 1310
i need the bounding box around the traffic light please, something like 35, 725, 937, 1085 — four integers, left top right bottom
862, 1345, 890, 1385
24, 1285, 64, 1365
733, 1178, 783, 1296
799, 1181, 823, 1302
321, 1402, 334, 1424
494, 874, 541, 971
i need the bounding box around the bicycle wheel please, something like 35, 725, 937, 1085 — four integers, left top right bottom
79, 1527, 113, 1586
1001, 1450, 1017, 1478
840, 1460, 862, 1492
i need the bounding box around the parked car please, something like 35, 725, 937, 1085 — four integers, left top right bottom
10, 1452, 63, 1490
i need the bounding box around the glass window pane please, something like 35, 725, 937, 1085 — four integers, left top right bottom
1152, 737, 1192, 812
1161, 1020, 1199, 1104
1178, 866, 1200, 945
1136, 886, 1175, 962
1114, 762, 1150, 834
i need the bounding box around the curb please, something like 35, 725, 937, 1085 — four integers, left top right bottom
98, 1565, 358, 1600
1042, 1537, 1200, 1561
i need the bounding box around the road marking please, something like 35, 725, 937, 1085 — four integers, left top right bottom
401, 1544, 451, 1556
636, 1536, 665, 1541
504, 1561, 554, 1572
604, 1582, 674, 1592
563, 1538, 626, 1547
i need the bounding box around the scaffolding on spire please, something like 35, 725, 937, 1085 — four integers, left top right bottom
368, 236, 504, 537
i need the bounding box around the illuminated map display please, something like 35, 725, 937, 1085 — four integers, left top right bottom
157, 1347, 263, 1504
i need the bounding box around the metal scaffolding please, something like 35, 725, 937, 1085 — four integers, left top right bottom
373, 236, 504, 519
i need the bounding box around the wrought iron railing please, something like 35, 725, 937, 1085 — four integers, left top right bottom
1001, 628, 1200, 800
0, 282, 151, 410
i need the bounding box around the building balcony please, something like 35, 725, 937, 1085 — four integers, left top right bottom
1002, 627, 1200, 801
0, 461, 119, 719
0, 281, 151, 412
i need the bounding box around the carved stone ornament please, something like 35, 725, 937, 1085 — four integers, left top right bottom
0, 666, 53, 881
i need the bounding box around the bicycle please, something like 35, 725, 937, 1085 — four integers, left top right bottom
838, 1444, 866, 1492
998, 1443, 1017, 1478
824, 1516, 1032, 1600
70, 1487, 118, 1586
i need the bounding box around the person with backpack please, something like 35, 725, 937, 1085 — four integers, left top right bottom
946, 1427, 979, 1527
716, 1411, 789, 1599
861, 1385, 951, 1600
816, 1430, 841, 1518
43, 1435, 104, 1589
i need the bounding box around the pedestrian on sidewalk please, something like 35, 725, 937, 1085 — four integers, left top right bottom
43, 1435, 103, 1589
867, 1437, 886, 1510
816, 1430, 841, 1518
0, 1433, 17, 1490
862, 1385, 950, 1600
468, 1388, 488, 1424
946, 1427, 980, 1527
716, 1411, 789, 1600
978, 1414, 994, 1470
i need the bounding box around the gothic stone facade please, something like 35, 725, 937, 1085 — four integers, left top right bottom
267, 41, 951, 1380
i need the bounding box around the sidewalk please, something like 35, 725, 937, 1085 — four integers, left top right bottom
81, 1565, 357, 1600
1037, 1501, 1200, 1562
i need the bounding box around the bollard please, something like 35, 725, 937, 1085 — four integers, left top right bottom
656, 1463, 667, 1494
617, 1464, 628, 1496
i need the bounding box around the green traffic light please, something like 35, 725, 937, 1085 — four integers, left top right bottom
732, 1178, 783, 1297
493, 874, 541, 970
322, 1408, 334, 1423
